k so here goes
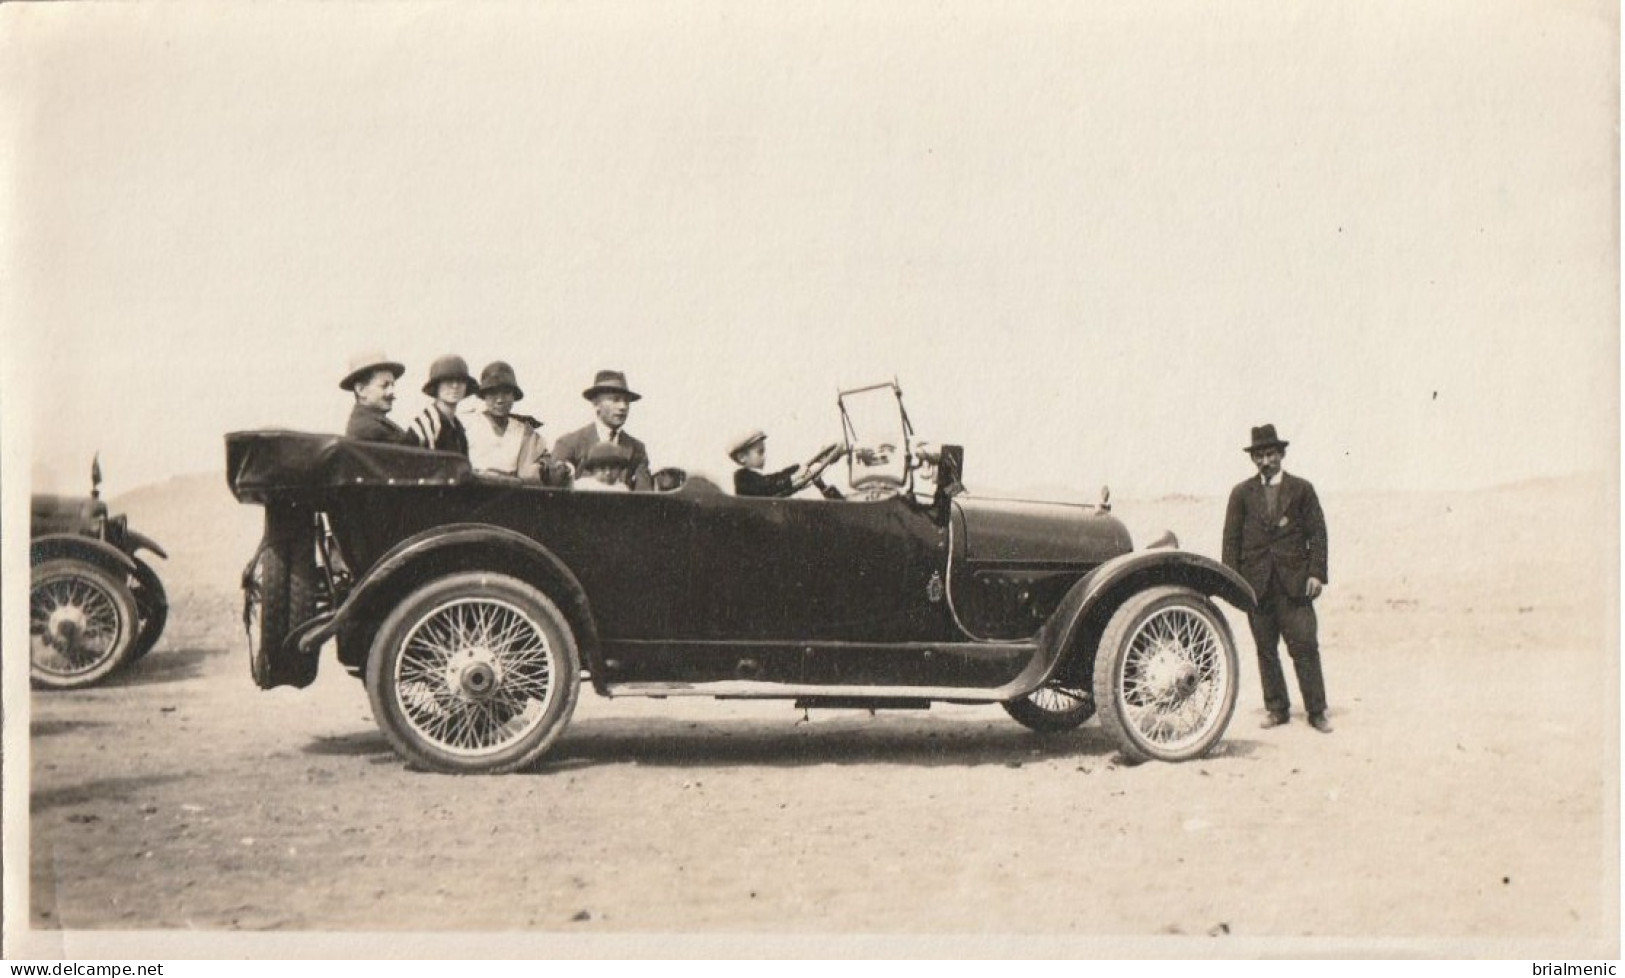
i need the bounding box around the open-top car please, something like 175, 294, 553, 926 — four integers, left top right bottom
225, 382, 1253, 773
31, 459, 170, 689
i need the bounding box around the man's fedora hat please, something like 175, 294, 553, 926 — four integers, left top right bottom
582, 369, 642, 402
728, 429, 767, 462
1245, 424, 1290, 453
340, 350, 405, 392
422, 355, 479, 397
478, 361, 525, 401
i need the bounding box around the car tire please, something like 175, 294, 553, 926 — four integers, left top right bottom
30, 558, 141, 690
249, 504, 320, 689
366, 572, 581, 774
127, 558, 168, 663
1092, 586, 1238, 763
1002, 686, 1096, 732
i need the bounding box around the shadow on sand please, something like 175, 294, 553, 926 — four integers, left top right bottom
31, 774, 185, 813
102, 647, 225, 688
527, 714, 1139, 772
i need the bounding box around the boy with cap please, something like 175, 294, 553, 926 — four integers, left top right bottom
341, 351, 413, 445
553, 369, 654, 491
729, 430, 842, 498
408, 355, 477, 455
466, 361, 570, 485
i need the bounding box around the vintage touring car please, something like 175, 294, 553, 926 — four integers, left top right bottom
225, 382, 1253, 773
31, 459, 170, 689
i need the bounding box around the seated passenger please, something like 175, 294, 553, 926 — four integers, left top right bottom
730, 430, 842, 498
341, 351, 414, 445
408, 355, 477, 455
573, 442, 631, 492
466, 361, 571, 485
554, 370, 654, 491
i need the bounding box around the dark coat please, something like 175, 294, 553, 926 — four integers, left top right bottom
1222, 471, 1328, 600
345, 404, 414, 446
734, 465, 800, 497
554, 424, 653, 492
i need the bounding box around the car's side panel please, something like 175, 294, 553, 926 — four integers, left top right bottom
323, 484, 695, 642
680, 493, 957, 644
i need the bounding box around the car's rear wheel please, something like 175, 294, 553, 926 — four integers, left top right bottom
1002, 685, 1096, 732
1093, 586, 1237, 763
247, 503, 320, 689
366, 572, 580, 774
128, 558, 168, 663
30, 559, 140, 689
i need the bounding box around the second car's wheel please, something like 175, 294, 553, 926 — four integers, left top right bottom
127, 558, 168, 663
248, 504, 320, 690
366, 572, 581, 774
1092, 586, 1238, 763
1002, 685, 1097, 732
30, 559, 140, 690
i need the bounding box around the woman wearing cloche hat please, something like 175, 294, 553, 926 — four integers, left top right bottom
406, 354, 478, 456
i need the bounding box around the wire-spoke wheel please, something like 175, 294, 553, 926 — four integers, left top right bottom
367, 572, 580, 774
30, 559, 139, 690
1093, 586, 1237, 763
1002, 684, 1096, 732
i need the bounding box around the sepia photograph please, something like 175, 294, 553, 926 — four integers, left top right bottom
2, 0, 1618, 961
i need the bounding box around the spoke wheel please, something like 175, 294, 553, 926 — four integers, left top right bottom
1002, 685, 1096, 732
30, 559, 139, 689
1093, 586, 1237, 763
367, 573, 580, 774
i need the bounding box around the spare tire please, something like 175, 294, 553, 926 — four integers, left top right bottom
247, 503, 321, 689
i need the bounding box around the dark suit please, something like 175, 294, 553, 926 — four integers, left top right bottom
1222, 471, 1329, 718
554, 424, 654, 492
345, 404, 414, 445
734, 465, 800, 497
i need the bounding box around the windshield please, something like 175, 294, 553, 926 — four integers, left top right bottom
838, 382, 912, 493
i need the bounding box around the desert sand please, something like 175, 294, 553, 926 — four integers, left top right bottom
13, 470, 1619, 958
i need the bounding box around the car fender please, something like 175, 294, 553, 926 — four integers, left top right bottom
124, 530, 169, 561
30, 534, 140, 578
322, 523, 605, 688
1036, 549, 1255, 682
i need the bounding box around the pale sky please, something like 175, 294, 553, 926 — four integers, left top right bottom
3, 1, 1617, 498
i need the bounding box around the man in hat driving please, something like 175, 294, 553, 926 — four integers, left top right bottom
1222, 424, 1332, 733
341, 351, 413, 445
466, 361, 570, 485
553, 369, 654, 492
408, 355, 478, 455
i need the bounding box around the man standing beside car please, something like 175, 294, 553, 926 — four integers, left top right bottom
553, 370, 654, 491
1221, 424, 1332, 733
341, 351, 414, 445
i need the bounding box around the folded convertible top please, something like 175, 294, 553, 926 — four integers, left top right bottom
225, 430, 472, 503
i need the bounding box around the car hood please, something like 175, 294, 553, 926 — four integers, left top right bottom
31, 494, 103, 537
952, 495, 1132, 565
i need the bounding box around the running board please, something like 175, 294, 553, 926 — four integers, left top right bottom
601, 679, 1013, 702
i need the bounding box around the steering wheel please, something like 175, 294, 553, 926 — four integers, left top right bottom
771, 443, 845, 498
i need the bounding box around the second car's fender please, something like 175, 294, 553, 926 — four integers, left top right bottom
30, 534, 140, 578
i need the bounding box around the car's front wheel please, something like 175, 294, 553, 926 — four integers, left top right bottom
366, 572, 580, 774
1093, 586, 1238, 763
30, 559, 140, 689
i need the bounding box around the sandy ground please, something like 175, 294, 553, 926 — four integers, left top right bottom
10, 471, 1619, 957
